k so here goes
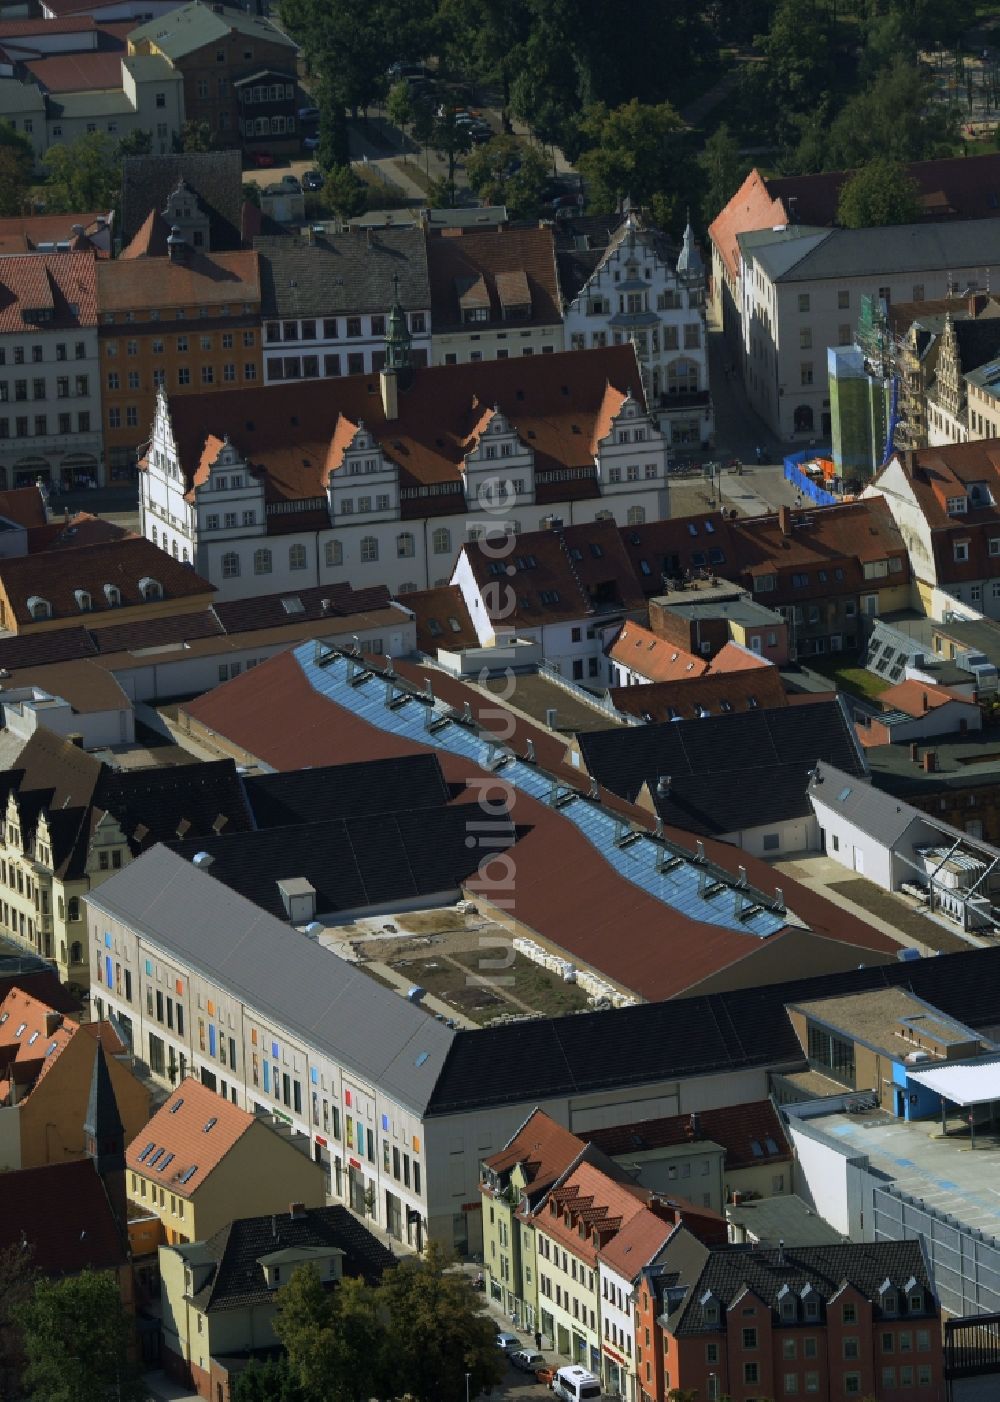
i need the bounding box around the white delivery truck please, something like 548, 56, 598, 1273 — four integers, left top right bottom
551, 1364, 602, 1401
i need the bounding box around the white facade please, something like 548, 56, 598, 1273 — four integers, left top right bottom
0, 319, 103, 489
0, 685, 134, 749
563, 214, 713, 450
598, 1261, 638, 1402
140, 380, 670, 601
262, 307, 431, 386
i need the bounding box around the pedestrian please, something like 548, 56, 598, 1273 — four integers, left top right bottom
755, 445, 763, 464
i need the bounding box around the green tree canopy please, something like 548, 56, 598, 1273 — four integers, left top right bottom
16, 1269, 144, 1402
576, 98, 684, 214
176, 118, 213, 153
837, 157, 923, 228
466, 136, 549, 218
819, 58, 958, 170
42, 132, 120, 212
232, 1356, 302, 1402
116, 128, 153, 159
322, 164, 368, 217
698, 122, 750, 225
0, 121, 35, 217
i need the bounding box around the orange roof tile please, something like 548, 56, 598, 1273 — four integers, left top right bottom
608, 622, 709, 683
120, 208, 171, 260
708, 169, 787, 286
97, 249, 260, 313
126, 1075, 255, 1198
540, 1160, 650, 1266
608, 661, 788, 723
879, 678, 969, 717
0, 251, 96, 333
708, 641, 772, 673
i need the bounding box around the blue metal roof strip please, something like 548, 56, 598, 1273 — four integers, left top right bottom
297, 645, 785, 939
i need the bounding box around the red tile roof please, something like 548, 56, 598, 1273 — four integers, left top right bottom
0, 15, 96, 34
483, 1108, 585, 1209
598, 1198, 726, 1276
708, 169, 786, 286
0, 251, 97, 333
180, 649, 901, 1001
0, 1159, 125, 1273
160, 345, 646, 507
23, 50, 124, 92
462, 519, 648, 629
876, 442, 1000, 584
609, 662, 787, 723
710, 640, 772, 673
0, 988, 124, 1105
0, 210, 108, 256
0, 535, 214, 627
0, 484, 46, 530
120, 208, 170, 260
97, 249, 260, 312
126, 1075, 255, 1199
879, 678, 969, 717
608, 622, 709, 683
582, 1100, 792, 1171
426, 225, 562, 332
396, 584, 478, 653
540, 1160, 649, 1267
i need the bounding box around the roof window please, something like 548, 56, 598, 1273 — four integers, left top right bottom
169, 1097, 184, 1113
178, 1165, 198, 1184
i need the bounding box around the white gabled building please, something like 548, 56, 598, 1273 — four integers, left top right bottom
139, 332, 669, 601
562, 211, 713, 451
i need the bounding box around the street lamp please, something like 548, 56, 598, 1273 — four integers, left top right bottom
465, 1371, 471, 1402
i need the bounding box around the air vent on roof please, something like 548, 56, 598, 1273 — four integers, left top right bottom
192, 851, 213, 867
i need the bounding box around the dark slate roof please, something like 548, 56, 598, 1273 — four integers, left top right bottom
553, 212, 627, 302
94, 757, 254, 853
192, 1204, 395, 1312
577, 699, 865, 836
120, 151, 245, 250
242, 753, 452, 827
167, 805, 513, 919
426, 941, 1000, 1115
255, 229, 430, 318
213, 582, 393, 633
0, 625, 97, 669
662, 1232, 934, 1336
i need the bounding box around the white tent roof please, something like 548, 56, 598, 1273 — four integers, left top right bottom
908, 1056, 1000, 1106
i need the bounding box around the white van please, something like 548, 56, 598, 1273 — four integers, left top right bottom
552, 1365, 602, 1401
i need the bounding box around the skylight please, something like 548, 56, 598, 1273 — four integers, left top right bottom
837, 786, 853, 802
281, 596, 305, 615
178, 1165, 198, 1184
159, 1153, 175, 1174
204, 1117, 218, 1133
14, 1023, 25, 1037
138, 1142, 156, 1162
414, 1052, 429, 1067
169, 1097, 184, 1113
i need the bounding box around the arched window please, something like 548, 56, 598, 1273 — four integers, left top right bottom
432, 527, 451, 555
67, 897, 80, 922
794, 404, 815, 432
253, 548, 272, 574
289, 543, 307, 570
360, 536, 378, 563
222, 552, 240, 578
627, 506, 646, 525
325, 539, 343, 567
666, 358, 700, 395
139, 577, 162, 601
69, 940, 82, 965
397, 532, 415, 558
27, 596, 50, 620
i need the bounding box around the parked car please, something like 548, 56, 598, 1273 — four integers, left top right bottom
279, 174, 301, 190
250, 150, 274, 168
536, 1364, 557, 1386
302, 168, 323, 191
510, 1349, 546, 1373
302, 135, 320, 150
495, 1332, 520, 1353
298, 106, 320, 122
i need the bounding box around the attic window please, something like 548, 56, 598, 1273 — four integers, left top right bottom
281, 596, 305, 615
139, 577, 163, 602
448, 617, 462, 632
45, 1040, 57, 1056
178, 1165, 198, 1184
428, 618, 443, 636
138, 1141, 156, 1162
687, 523, 698, 536
74, 589, 92, 612
27, 1030, 38, 1046
103, 583, 122, 607
27, 596, 51, 621
159, 1152, 175, 1173
14, 1022, 25, 1037
590, 543, 603, 558
148, 1148, 165, 1167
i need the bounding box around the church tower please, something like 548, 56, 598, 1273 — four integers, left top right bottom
84, 1037, 128, 1246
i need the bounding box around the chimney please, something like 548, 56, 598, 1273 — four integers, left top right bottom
44, 1010, 61, 1035
909, 741, 919, 763
656, 775, 672, 797
289, 1201, 307, 1220
380, 367, 398, 420
777, 1239, 786, 1265
778, 504, 792, 537
689, 1110, 701, 1138
923, 750, 936, 773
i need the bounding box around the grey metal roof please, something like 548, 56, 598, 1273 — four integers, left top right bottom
128, 2, 297, 61
255, 228, 430, 318
0, 80, 45, 114
726, 1193, 846, 1248
736, 226, 829, 281
772, 218, 1000, 284
86, 845, 455, 1116
809, 761, 918, 848
665, 597, 783, 628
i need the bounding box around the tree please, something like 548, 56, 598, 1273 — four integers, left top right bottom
377, 1242, 503, 1402
116, 129, 152, 159
837, 157, 922, 228
233, 1356, 302, 1402
0, 121, 35, 217
386, 79, 413, 141
274, 1267, 383, 1402
242, 181, 262, 209
698, 122, 750, 225
42, 133, 119, 212
820, 58, 958, 170
576, 98, 684, 214
466, 136, 548, 218
16, 1270, 144, 1402
432, 111, 472, 195
0, 1241, 36, 1397
176, 119, 213, 153
322, 164, 368, 217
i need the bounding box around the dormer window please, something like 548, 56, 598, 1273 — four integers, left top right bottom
946, 495, 968, 514
104, 584, 122, 607
700, 1290, 719, 1326
777, 1285, 796, 1322
74, 589, 92, 612
27, 595, 51, 621
139, 577, 163, 602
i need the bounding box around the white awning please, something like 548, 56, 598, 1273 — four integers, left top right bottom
908, 1056, 1000, 1106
